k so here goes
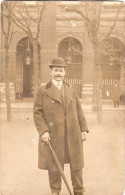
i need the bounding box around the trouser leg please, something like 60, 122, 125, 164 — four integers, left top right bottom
70, 167, 85, 195
48, 171, 61, 194
114, 101, 116, 107
117, 101, 119, 107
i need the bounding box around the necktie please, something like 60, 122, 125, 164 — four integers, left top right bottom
56, 82, 62, 90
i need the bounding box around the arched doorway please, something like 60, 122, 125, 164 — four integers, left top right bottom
16, 37, 40, 99
100, 37, 124, 99
58, 37, 83, 97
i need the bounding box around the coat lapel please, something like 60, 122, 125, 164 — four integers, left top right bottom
44, 80, 73, 110
63, 82, 73, 114
44, 80, 62, 103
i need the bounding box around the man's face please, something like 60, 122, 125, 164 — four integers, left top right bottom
50, 67, 66, 81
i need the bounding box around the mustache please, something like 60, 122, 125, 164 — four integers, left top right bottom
55, 75, 63, 77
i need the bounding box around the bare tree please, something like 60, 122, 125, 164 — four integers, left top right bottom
11, 2, 47, 96
1, 2, 16, 121
65, 2, 124, 124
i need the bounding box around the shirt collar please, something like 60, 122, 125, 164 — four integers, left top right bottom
52, 79, 63, 87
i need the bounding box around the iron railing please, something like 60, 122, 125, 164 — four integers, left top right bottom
65, 78, 82, 98
102, 78, 119, 99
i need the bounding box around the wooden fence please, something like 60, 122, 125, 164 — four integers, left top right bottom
102, 78, 119, 99
64, 78, 82, 98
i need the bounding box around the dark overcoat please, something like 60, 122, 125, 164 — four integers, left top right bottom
33, 80, 88, 171
112, 85, 120, 101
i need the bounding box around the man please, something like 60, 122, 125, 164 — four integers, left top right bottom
33, 57, 89, 195
112, 82, 120, 107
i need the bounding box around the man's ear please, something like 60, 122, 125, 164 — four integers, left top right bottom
64, 68, 66, 74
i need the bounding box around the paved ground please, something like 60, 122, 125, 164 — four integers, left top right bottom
0, 108, 124, 195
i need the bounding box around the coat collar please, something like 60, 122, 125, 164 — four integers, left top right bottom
44, 80, 73, 111
45, 80, 53, 89
45, 80, 62, 103
63, 81, 73, 112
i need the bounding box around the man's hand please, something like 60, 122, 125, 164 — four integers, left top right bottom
41, 132, 50, 143
82, 132, 87, 142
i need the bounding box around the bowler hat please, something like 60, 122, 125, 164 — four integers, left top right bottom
49, 57, 67, 68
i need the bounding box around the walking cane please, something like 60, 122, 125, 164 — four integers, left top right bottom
48, 141, 73, 195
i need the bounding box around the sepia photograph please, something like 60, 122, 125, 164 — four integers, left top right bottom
0, 1, 125, 195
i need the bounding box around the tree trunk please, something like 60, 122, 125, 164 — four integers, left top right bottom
5, 35, 12, 121
96, 64, 102, 124
92, 63, 98, 112
92, 44, 102, 124
32, 39, 39, 97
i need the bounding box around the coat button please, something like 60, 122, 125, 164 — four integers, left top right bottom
51, 100, 55, 103
77, 129, 81, 133
49, 121, 53, 126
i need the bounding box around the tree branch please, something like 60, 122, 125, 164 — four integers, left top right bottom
85, 2, 89, 20
1, 12, 8, 17
96, 2, 103, 32
104, 4, 122, 40
12, 15, 33, 43
99, 42, 122, 66
8, 2, 11, 11
10, 2, 16, 14
1, 3, 7, 10
8, 32, 13, 48
84, 2, 93, 42
24, 4, 38, 24
36, 2, 41, 14
12, 18, 28, 34
12, 12, 28, 29
65, 6, 90, 24
1, 14, 7, 35
17, 11, 33, 40
85, 21, 92, 43
36, 2, 46, 40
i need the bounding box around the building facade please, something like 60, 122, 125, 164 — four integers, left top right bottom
1, 1, 125, 103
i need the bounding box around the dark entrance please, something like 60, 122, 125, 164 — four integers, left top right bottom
23, 45, 33, 98
58, 37, 83, 97
16, 37, 33, 98
16, 37, 40, 98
